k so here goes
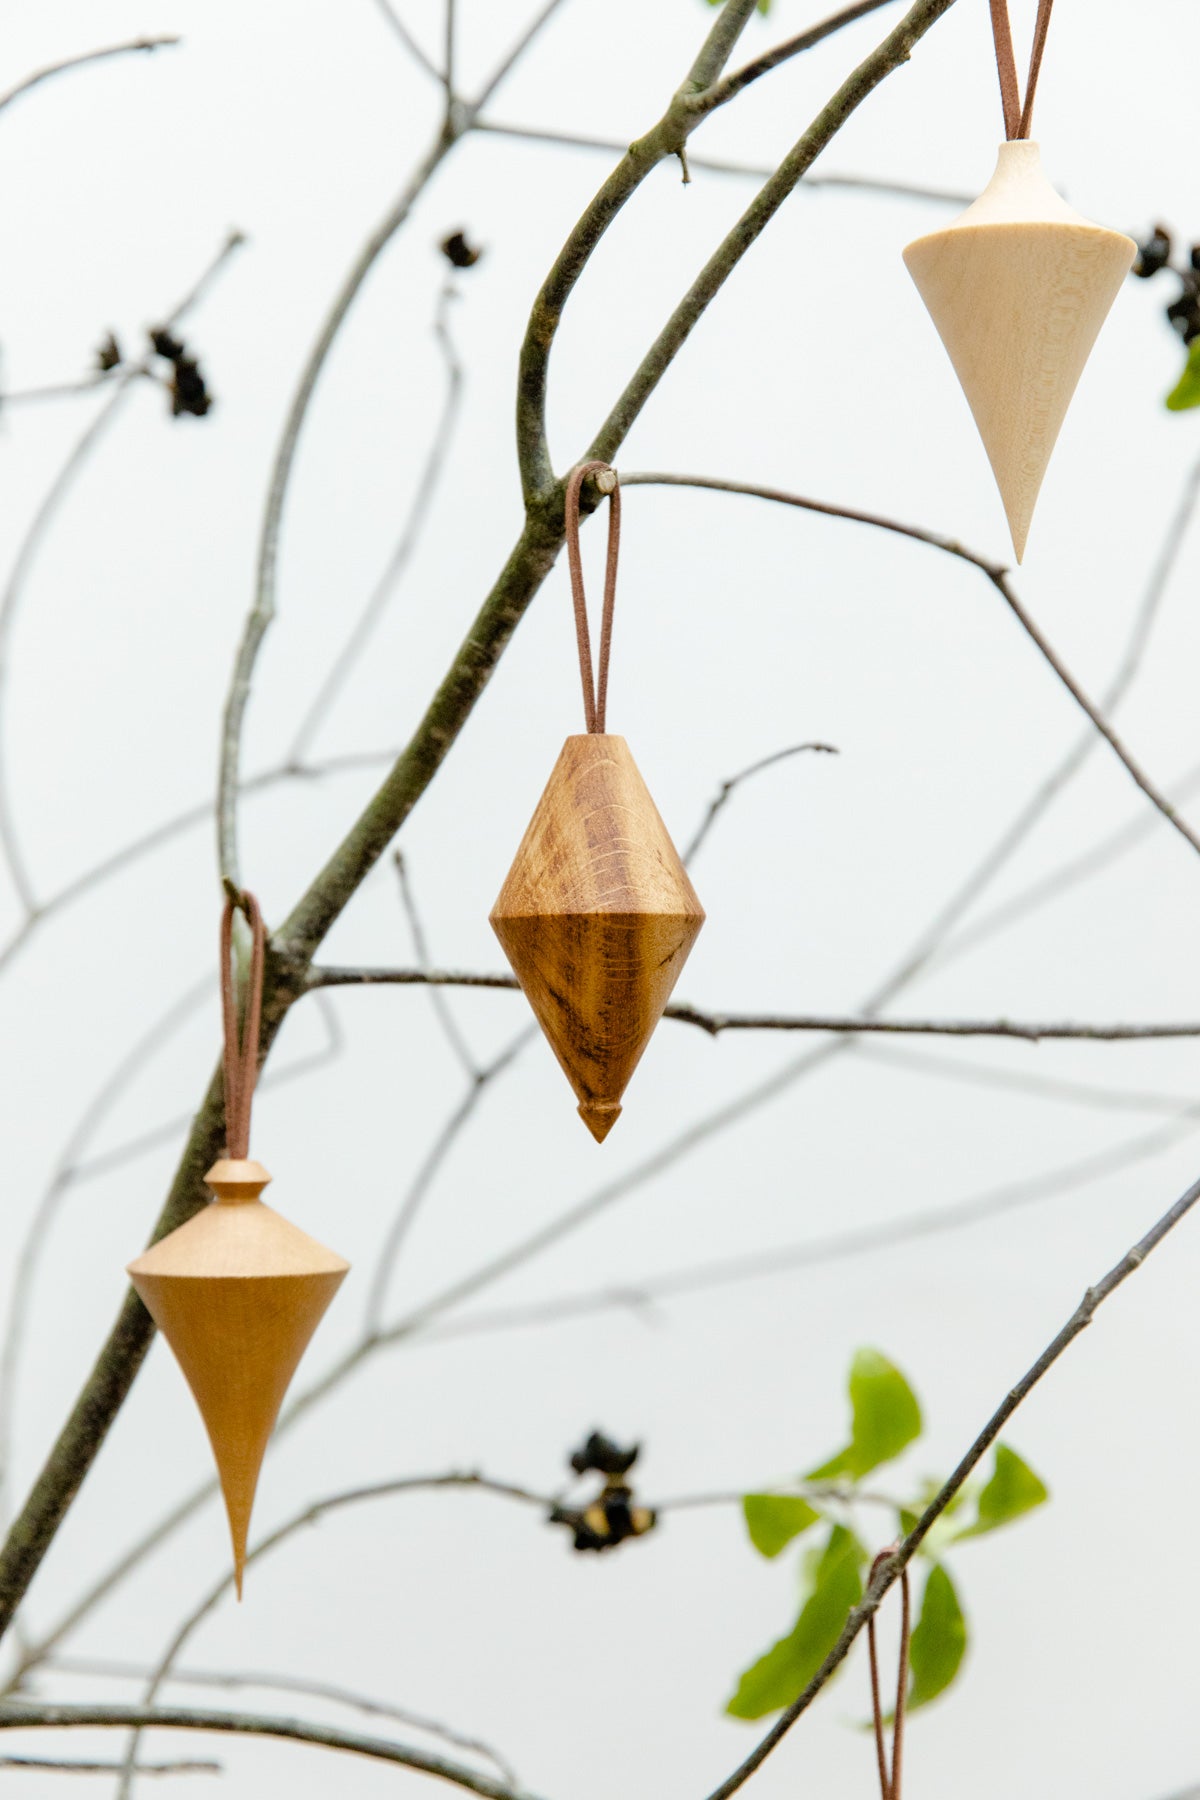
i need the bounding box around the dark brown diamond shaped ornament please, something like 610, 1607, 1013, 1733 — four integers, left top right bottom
490, 463, 704, 1141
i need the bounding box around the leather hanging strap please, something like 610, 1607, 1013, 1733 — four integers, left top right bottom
867, 1552, 912, 1800
564, 460, 621, 735
988, 0, 1056, 140
219, 892, 266, 1161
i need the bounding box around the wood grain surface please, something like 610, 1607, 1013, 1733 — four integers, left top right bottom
904, 140, 1135, 562
127, 1160, 349, 1594
491, 735, 704, 1141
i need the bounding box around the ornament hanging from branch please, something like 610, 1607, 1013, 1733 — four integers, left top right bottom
902, 0, 1135, 561
490, 462, 704, 1142
127, 894, 348, 1595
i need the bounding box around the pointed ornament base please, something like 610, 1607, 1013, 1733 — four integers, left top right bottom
903, 141, 1135, 561
490, 735, 704, 1140
128, 1160, 348, 1595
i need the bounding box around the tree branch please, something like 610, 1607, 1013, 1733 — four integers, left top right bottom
0, 0, 965, 1652
701, 1163, 1200, 1800
698, 0, 899, 112
474, 120, 970, 204
306, 969, 1200, 1043
588, 0, 961, 463
0, 1704, 548, 1800
0, 39, 181, 117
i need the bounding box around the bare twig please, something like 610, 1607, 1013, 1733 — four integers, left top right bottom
0, 1754, 217, 1776
0, 747, 397, 982
0, 229, 245, 920
364, 1025, 536, 1333
392, 852, 480, 1079
684, 743, 838, 862
620, 470, 1200, 866
307, 969, 1200, 1043
369, 0, 442, 82
415, 1107, 1200, 1343
474, 121, 970, 203
286, 284, 465, 763
0, 1703, 547, 1800
115, 1473, 555, 1796
0, 38, 181, 116
702, 1164, 1200, 1800
699, 0, 898, 111
46, 1656, 519, 1787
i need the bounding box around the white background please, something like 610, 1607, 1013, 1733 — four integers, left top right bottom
1, 1, 1199, 1795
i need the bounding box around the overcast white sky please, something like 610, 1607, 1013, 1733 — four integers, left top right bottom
2, 1, 1200, 1795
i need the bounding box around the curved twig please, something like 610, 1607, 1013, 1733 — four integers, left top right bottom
0, 1702, 547, 1800
701, 1163, 1200, 1799
0, 38, 181, 116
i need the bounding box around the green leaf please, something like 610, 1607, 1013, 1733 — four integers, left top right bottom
958, 1444, 1049, 1540
1166, 340, 1200, 412
907, 1565, 968, 1709
808, 1349, 923, 1482
726, 1526, 864, 1719
743, 1494, 820, 1559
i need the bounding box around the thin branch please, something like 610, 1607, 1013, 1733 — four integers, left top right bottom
307, 971, 1200, 1043
474, 122, 971, 203
0, 1703, 547, 1800
416, 1107, 1200, 1344
392, 852, 480, 1078
0, 1755, 217, 1776
444, 0, 457, 96
364, 1025, 536, 1333
115, 1473, 555, 1796
858, 1039, 1199, 1119
934, 757, 1200, 972
286, 285, 465, 765
474, 121, 970, 203
472, 0, 574, 111
0, 38, 181, 116
684, 742, 838, 862
220, 130, 456, 887
621, 470, 1200, 866
702, 1163, 1200, 1800
0, 228, 245, 920
0, 980, 211, 1530
0, 747, 398, 983
699, 0, 898, 111
45, 1657, 518, 1788
368, 0, 442, 82
587, 0, 961, 464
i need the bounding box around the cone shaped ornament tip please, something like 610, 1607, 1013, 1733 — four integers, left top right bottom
491, 735, 704, 1138
903, 141, 1135, 561
127, 1159, 348, 1596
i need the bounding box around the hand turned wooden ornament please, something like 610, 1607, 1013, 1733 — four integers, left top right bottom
902, 0, 1135, 562
490, 462, 704, 1142
127, 895, 348, 1595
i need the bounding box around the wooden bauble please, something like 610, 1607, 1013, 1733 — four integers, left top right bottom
127, 1160, 348, 1595
903, 141, 1135, 561
490, 734, 704, 1141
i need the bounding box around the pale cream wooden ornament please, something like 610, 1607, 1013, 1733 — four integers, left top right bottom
903, 140, 1135, 561
128, 1159, 348, 1596
491, 733, 704, 1141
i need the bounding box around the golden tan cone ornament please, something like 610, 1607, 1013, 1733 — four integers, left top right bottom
127, 894, 348, 1595
128, 1160, 347, 1596
904, 142, 1135, 563
490, 462, 704, 1141
491, 733, 704, 1141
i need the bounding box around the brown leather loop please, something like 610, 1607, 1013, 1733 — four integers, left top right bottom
564, 461, 621, 734
989, 0, 1056, 140
219, 892, 266, 1161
